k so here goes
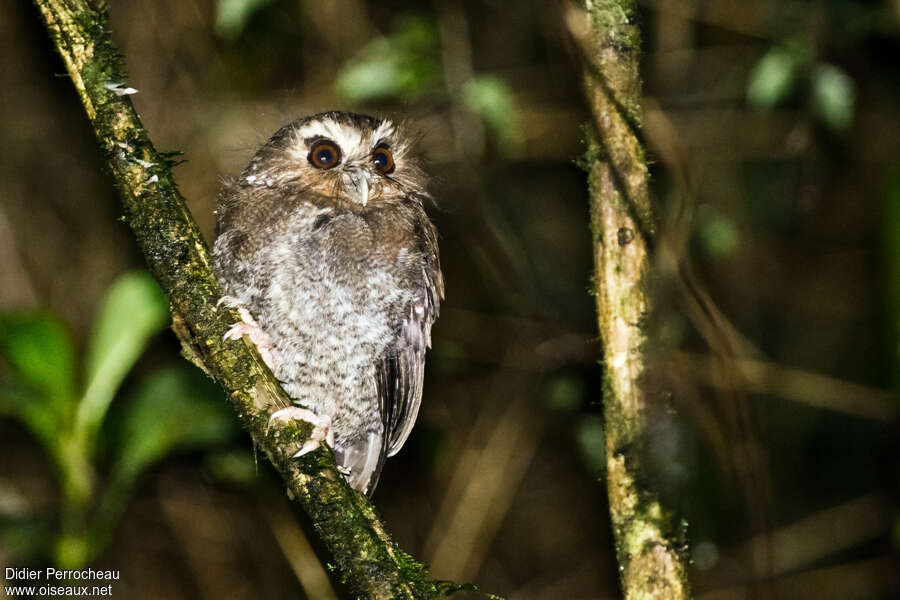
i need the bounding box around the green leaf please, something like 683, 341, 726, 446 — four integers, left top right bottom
0, 313, 75, 404
0, 313, 75, 442
812, 63, 856, 131
336, 16, 440, 102
109, 367, 235, 485
0, 387, 62, 448
93, 367, 236, 546
462, 75, 524, 156
78, 271, 169, 440
747, 41, 810, 109
698, 214, 741, 258
215, 0, 274, 39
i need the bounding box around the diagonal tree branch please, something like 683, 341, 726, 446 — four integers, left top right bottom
31, 1, 447, 597
570, 1, 693, 598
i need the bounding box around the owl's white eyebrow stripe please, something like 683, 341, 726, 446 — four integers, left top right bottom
304, 135, 336, 147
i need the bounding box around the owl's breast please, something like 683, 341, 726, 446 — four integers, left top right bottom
233, 205, 418, 429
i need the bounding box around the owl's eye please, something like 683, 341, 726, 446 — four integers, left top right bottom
308, 140, 342, 169
372, 147, 395, 174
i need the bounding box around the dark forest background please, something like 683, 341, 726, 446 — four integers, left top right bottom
1, 1, 899, 598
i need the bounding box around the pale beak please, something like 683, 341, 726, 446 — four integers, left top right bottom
344, 169, 372, 206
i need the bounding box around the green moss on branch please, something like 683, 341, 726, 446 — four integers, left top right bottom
32, 0, 445, 597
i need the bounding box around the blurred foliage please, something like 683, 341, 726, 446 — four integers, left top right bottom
215, 0, 274, 39
337, 15, 441, 102
696, 207, 741, 259
811, 63, 856, 131
748, 36, 856, 131
746, 38, 812, 110
543, 372, 587, 413
203, 448, 260, 485
463, 75, 523, 156
335, 13, 523, 156
0, 272, 236, 568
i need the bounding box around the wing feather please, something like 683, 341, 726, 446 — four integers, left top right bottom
376, 214, 443, 462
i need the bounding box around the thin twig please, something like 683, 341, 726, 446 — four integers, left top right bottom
670, 352, 899, 421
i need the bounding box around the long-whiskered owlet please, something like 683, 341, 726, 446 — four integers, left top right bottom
212, 111, 443, 496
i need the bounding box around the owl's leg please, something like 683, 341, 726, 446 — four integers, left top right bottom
268, 407, 334, 456
222, 305, 276, 369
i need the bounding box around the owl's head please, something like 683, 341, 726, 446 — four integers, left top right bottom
242, 111, 428, 210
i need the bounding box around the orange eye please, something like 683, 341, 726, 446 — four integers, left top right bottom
372, 147, 395, 174
308, 140, 341, 169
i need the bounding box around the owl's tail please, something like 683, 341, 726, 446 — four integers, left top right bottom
335, 430, 385, 496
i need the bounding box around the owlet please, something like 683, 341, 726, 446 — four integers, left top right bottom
212, 112, 443, 496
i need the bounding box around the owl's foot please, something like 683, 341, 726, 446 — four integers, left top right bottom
268, 407, 334, 457
223, 306, 276, 369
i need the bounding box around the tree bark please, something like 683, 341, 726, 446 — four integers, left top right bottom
32, 1, 448, 597
576, 1, 693, 598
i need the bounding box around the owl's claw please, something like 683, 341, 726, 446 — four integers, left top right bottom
223, 306, 276, 369
268, 407, 334, 456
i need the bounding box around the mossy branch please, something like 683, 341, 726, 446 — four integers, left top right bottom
32, 1, 448, 597
574, 1, 693, 598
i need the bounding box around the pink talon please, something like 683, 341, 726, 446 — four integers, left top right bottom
223, 306, 276, 369
268, 407, 334, 456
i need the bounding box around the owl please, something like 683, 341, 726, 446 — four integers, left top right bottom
212, 111, 443, 496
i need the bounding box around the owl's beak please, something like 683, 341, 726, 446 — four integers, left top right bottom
344, 169, 372, 207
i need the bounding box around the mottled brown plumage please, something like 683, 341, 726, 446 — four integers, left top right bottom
213, 112, 443, 495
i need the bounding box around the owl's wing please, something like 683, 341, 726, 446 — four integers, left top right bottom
376, 215, 443, 462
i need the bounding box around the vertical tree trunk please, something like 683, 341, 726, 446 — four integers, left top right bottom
578, 1, 693, 598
